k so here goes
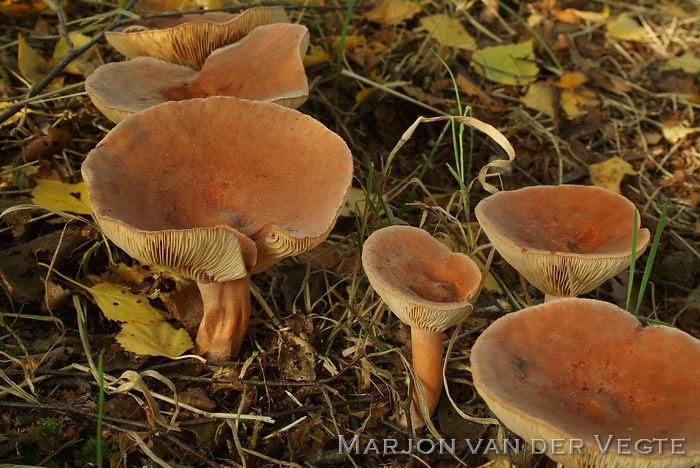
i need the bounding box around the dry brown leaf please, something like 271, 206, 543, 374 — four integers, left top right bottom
456, 73, 505, 112
588, 157, 636, 193
365, 0, 421, 25
0, 0, 47, 17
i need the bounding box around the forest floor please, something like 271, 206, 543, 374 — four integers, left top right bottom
0, 0, 699, 466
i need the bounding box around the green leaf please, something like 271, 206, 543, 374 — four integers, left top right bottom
471, 40, 538, 85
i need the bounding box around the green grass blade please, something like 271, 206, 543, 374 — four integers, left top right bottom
634, 199, 668, 316
333, 0, 356, 101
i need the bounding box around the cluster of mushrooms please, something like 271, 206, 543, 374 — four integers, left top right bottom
82, 6, 353, 360
79, 6, 699, 467
362, 185, 700, 467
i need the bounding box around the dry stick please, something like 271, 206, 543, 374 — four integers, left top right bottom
0, 0, 138, 126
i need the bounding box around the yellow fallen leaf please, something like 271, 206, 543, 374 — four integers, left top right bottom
114, 263, 153, 286
365, 0, 421, 25
31, 179, 92, 214
0, 0, 48, 17
339, 186, 377, 217
662, 125, 700, 143
569, 7, 608, 23
18, 35, 64, 89
419, 14, 476, 50
89, 282, 165, 324
560, 88, 599, 117
117, 321, 193, 357
303, 45, 330, 68
52, 32, 102, 77
606, 13, 651, 42
667, 52, 700, 74
521, 82, 555, 118
555, 71, 588, 88
471, 40, 538, 85
588, 157, 636, 193
332, 35, 365, 52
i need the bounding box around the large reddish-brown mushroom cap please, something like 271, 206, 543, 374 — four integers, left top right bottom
87, 23, 310, 123
82, 97, 353, 281
474, 185, 650, 297
105, 7, 289, 69
471, 298, 700, 467
362, 225, 482, 331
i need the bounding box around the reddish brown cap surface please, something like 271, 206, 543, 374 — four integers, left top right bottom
82, 97, 353, 281
474, 185, 650, 298
105, 7, 289, 69
87, 24, 310, 123
362, 225, 482, 331
471, 298, 700, 467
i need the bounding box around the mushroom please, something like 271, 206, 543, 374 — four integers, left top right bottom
474, 185, 650, 301
105, 6, 289, 69
361, 225, 482, 427
82, 97, 353, 360
470, 298, 700, 468
87, 23, 310, 123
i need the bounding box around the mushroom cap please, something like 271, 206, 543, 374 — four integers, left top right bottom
105, 6, 289, 69
82, 97, 353, 282
474, 185, 650, 297
87, 23, 310, 123
471, 298, 700, 468
362, 225, 482, 332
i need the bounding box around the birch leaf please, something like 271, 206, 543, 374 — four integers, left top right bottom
117, 321, 193, 357
419, 14, 476, 50
588, 157, 636, 193
472, 40, 538, 85
31, 179, 92, 214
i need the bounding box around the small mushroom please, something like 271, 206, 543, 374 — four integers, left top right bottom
87, 23, 310, 123
474, 185, 650, 301
470, 298, 700, 468
82, 97, 353, 360
105, 6, 289, 69
362, 225, 481, 427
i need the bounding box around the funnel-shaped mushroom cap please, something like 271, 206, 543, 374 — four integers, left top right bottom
362, 226, 482, 332
105, 7, 289, 69
471, 298, 700, 468
87, 24, 310, 123
474, 185, 650, 298
82, 97, 353, 282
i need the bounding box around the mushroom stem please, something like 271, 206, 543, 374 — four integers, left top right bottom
410, 327, 445, 428
544, 294, 567, 302
196, 276, 251, 360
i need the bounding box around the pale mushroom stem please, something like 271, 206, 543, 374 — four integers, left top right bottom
544, 294, 567, 302
410, 327, 446, 428
196, 276, 251, 360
